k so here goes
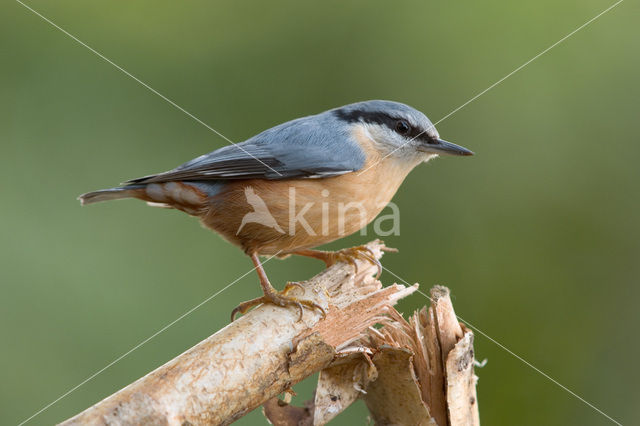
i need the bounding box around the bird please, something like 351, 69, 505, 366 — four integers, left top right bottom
79, 100, 473, 320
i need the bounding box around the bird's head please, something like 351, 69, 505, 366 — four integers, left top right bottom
333, 100, 473, 165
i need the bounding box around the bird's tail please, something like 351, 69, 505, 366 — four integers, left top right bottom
78, 185, 143, 205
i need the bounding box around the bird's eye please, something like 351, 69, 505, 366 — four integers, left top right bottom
395, 120, 411, 135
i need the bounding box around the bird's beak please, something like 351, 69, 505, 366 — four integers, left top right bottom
423, 139, 474, 156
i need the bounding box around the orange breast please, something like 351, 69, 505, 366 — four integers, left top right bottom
201, 127, 414, 255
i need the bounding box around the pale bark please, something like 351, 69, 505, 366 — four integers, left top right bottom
264, 286, 480, 426
60, 240, 416, 425
61, 242, 480, 426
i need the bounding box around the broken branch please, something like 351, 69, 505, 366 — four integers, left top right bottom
60, 240, 416, 425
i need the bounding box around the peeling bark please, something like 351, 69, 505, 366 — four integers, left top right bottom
445, 330, 480, 426
361, 286, 480, 426
60, 241, 415, 426
363, 346, 436, 425
61, 242, 479, 426
266, 286, 480, 426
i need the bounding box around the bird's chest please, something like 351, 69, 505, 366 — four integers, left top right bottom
203, 157, 410, 253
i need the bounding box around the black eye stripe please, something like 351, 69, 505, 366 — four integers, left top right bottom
334, 108, 434, 143
334, 109, 396, 128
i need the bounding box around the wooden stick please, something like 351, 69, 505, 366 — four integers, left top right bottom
264, 286, 480, 426
60, 240, 416, 425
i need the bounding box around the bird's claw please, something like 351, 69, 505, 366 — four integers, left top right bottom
282, 281, 305, 295
326, 246, 382, 279
231, 284, 326, 322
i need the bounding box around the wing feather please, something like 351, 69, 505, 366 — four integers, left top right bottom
126, 112, 366, 184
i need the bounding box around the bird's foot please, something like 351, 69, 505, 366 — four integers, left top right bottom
231, 282, 326, 321
321, 246, 382, 278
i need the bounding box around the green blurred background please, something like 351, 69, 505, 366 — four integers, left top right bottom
2, 0, 638, 424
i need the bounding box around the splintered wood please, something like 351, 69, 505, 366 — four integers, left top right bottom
60, 241, 479, 426
264, 285, 480, 426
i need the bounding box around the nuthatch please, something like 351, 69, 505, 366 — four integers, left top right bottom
79, 100, 473, 320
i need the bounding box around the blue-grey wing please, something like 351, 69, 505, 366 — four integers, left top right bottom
127, 113, 366, 183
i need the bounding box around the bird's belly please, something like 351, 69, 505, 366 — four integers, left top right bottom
202, 159, 409, 255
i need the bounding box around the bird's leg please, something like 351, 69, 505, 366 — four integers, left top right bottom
293, 246, 382, 278
230, 252, 326, 321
